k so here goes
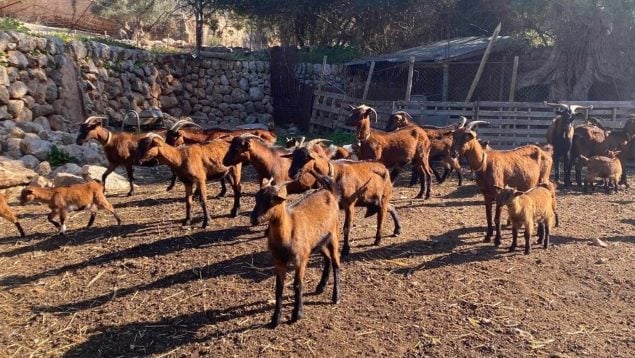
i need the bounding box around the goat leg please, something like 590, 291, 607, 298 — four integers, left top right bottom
125, 164, 135, 196
87, 212, 97, 229
484, 199, 494, 242
537, 223, 545, 244
166, 171, 177, 191
291, 262, 306, 322
101, 164, 117, 194
47, 211, 61, 229
217, 177, 227, 198
374, 201, 388, 246
14, 222, 25, 237
269, 262, 286, 328
509, 227, 518, 252
183, 185, 193, 226
523, 227, 532, 255
315, 247, 331, 294
544, 224, 551, 249
388, 204, 402, 236
198, 182, 210, 228
330, 238, 341, 304
342, 205, 354, 256
494, 203, 503, 246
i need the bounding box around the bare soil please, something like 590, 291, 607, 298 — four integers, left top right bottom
1, 167, 634, 357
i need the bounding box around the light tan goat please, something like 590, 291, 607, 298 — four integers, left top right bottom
1, 191, 25, 237
579, 151, 623, 193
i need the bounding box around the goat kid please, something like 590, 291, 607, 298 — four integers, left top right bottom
251, 176, 340, 327
579, 151, 623, 193
19, 181, 121, 234
0, 191, 25, 237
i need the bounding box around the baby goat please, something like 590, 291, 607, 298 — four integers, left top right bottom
579, 151, 623, 193
495, 183, 558, 255
251, 176, 341, 328
1, 191, 25, 237
19, 181, 121, 234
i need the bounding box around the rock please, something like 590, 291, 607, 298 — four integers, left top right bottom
9, 81, 28, 99
7, 51, 28, 69
160, 95, 178, 109
2, 120, 16, 130
591, 238, 608, 248
249, 87, 264, 101
53, 172, 84, 187
0, 107, 10, 120
32, 104, 54, 118
35, 161, 51, 176
19, 154, 40, 169
0, 67, 8, 86
239, 77, 249, 91
0, 156, 37, 189
17, 121, 44, 135
48, 115, 67, 131
4, 138, 22, 158
231, 88, 248, 103
50, 162, 82, 177
19, 138, 52, 160
33, 116, 51, 131
29, 175, 53, 188
81, 165, 133, 193
0, 86, 9, 105
8, 126, 25, 139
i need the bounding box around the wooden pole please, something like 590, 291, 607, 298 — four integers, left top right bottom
465, 22, 502, 102
318, 55, 327, 92
442, 63, 449, 102
498, 56, 507, 101
508, 56, 519, 102
362, 60, 375, 101
405, 56, 415, 102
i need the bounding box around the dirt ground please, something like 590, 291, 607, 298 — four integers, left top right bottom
1, 166, 634, 357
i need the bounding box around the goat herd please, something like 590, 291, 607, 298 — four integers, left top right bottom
1, 103, 634, 327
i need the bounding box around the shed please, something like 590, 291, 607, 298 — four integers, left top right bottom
345, 36, 525, 102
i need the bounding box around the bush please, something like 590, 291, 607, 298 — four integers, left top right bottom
48, 145, 78, 167
297, 46, 363, 64
326, 130, 357, 145
0, 17, 30, 33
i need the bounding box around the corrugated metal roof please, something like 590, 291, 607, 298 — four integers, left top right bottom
345, 36, 513, 66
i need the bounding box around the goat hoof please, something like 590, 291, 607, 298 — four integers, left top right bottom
332, 296, 340, 304
182, 220, 191, 226
508, 246, 516, 253
494, 237, 502, 247
483, 237, 492, 243
373, 238, 381, 246
315, 285, 326, 295
342, 246, 350, 257
268, 320, 279, 329
524, 249, 530, 255
291, 311, 303, 322
230, 209, 238, 218
393, 229, 401, 237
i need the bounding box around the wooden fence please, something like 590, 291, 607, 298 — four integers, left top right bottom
309, 91, 635, 149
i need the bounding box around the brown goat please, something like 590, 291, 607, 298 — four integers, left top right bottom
570, 123, 631, 187
135, 134, 242, 227
494, 183, 558, 255
450, 121, 552, 248
0, 191, 25, 237
76, 116, 170, 196
19, 180, 121, 234
579, 151, 623, 193
166, 120, 277, 147
544, 103, 593, 186
251, 175, 340, 327
346, 105, 433, 199
287, 144, 401, 256
387, 111, 466, 185
223, 135, 306, 193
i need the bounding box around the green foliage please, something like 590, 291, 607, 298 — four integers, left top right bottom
0, 17, 30, 33
325, 130, 356, 146
297, 46, 362, 64
48, 145, 78, 167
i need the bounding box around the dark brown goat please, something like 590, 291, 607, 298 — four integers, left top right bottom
287, 143, 401, 256
450, 121, 552, 248
544, 102, 593, 186
570, 123, 632, 187
166, 120, 277, 147
135, 134, 242, 227
223, 135, 306, 193
1, 191, 25, 237
346, 105, 433, 199
251, 176, 340, 327
76, 116, 168, 196
387, 111, 466, 185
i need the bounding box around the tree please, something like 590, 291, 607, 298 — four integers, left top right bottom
92, 0, 178, 40
180, 0, 242, 56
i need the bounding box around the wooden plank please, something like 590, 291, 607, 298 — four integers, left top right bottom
362, 61, 376, 101
317, 55, 327, 92
466, 22, 501, 102
405, 56, 415, 102
508, 56, 519, 102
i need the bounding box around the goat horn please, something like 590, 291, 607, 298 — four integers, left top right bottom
570, 104, 593, 113
466, 120, 489, 130
393, 111, 413, 122
297, 136, 306, 147
457, 116, 467, 128
304, 138, 332, 149
84, 116, 106, 125
144, 133, 164, 141
170, 119, 201, 131
240, 133, 264, 141
544, 101, 569, 110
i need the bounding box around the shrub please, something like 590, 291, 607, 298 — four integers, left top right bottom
48, 145, 78, 167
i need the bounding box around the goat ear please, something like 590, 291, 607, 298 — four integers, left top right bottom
262, 178, 272, 187
513, 191, 524, 197
280, 153, 293, 158
243, 139, 252, 150
463, 132, 475, 141
443, 130, 454, 136
275, 185, 288, 201
493, 185, 504, 192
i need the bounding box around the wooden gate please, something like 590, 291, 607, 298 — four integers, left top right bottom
270, 47, 314, 130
